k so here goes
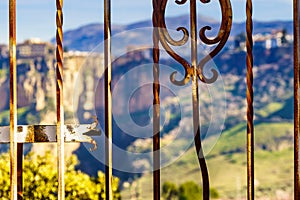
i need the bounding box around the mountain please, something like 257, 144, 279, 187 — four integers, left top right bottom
54, 14, 293, 52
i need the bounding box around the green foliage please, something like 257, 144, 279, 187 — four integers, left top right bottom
178, 181, 202, 200
162, 181, 178, 200
162, 181, 219, 200
0, 154, 10, 198
209, 188, 220, 199
0, 151, 121, 199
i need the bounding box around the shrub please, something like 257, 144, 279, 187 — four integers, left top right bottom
0, 151, 120, 199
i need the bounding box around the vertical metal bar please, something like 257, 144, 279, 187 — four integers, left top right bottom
294, 0, 300, 199
56, 0, 65, 199
190, 0, 209, 199
17, 144, 23, 199
152, 1, 160, 198
9, 0, 18, 199
104, 0, 113, 199
246, 0, 254, 199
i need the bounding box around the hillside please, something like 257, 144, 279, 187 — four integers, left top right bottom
121, 122, 294, 199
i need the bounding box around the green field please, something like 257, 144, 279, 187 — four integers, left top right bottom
121, 122, 294, 199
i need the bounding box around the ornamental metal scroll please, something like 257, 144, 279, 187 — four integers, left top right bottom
154, 0, 232, 85
152, 0, 232, 199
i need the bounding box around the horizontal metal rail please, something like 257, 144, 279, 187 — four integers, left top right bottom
0, 125, 100, 145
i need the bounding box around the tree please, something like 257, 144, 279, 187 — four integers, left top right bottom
178, 181, 202, 200
0, 151, 120, 199
210, 187, 220, 199
162, 181, 220, 200
162, 181, 178, 200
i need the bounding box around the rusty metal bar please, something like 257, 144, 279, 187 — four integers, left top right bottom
104, 0, 113, 198
0, 125, 100, 143
9, 0, 18, 199
56, 0, 65, 199
294, 0, 300, 199
152, 0, 160, 198
190, 0, 210, 199
246, 0, 254, 199
17, 144, 23, 199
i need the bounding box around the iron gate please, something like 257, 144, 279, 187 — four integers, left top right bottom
0, 0, 299, 199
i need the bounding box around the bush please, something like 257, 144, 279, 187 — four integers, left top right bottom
0, 151, 120, 199
162, 181, 220, 200
162, 181, 178, 200
178, 181, 202, 200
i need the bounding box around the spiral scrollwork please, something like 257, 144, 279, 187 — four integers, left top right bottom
198, 0, 232, 83
155, 0, 232, 85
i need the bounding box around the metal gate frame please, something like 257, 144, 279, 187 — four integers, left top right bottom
2, 0, 300, 199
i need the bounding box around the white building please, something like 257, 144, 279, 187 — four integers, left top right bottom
17, 39, 55, 58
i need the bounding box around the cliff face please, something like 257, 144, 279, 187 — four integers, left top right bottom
0, 48, 104, 125
0, 44, 294, 127
18, 57, 55, 108
64, 52, 104, 123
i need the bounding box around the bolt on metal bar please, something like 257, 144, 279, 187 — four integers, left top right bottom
294, 0, 300, 199
246, 0, 254, 199
152, 0, 160, 198
56, 0, 65, 199
104, 0, 113, 199
9, 0, 18, 199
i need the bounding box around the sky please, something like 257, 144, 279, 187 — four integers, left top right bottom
0, 0, 294, 43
